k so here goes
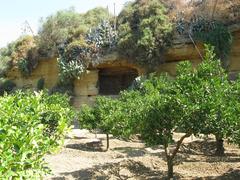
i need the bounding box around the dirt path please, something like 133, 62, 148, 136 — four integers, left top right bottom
45, 129, 240, 179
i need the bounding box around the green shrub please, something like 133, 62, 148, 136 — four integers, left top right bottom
38, 7, 110, 56
0, 78, 16, 95
79, 105, 97, 130
191, 19, 232, 68
37, 78, 45, 90
117, 0, 173, 67
17, 58, 30, 77
50, 81, 74, 96
0, 35, 37, 77
58, 20, 117, 82
0, 91, 74, 179
0, 56, 11, 77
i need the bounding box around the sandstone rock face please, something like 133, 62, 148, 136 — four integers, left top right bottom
74, 70, 99, 96
6, 25, 240, 108
158, 26, 240, 77
7, 57, 59, 89
72, 70, 99, 108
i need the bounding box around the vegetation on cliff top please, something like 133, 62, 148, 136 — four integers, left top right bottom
0, 0, 236, 84
38, 7, 111, 57
117, 0, 173, 67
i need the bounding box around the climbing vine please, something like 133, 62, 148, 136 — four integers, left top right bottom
58, 20, 117, 82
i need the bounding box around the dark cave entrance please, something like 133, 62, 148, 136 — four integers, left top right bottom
98, 67, 138, 95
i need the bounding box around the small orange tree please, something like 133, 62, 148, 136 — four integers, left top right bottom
128, 45, 239, 178
79, 46, 240, 179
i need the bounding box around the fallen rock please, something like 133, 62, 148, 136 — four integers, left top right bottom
119, 168, 133, 179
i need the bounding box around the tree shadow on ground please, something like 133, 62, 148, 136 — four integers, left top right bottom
146, 139, 240, 166
113, 147, 146, 157
179, 140, 217, 156
204, 152, 240, 163
57, 160, 182, 180
65, 143, 104, 152
178, 140, 240, 163
195, 168, 240, 180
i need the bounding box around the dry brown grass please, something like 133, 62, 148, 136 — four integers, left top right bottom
163, 0, 240, 24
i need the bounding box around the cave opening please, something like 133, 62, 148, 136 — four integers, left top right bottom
98, 67, 138, 95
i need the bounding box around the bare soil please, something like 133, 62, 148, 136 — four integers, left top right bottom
44, 129, 240, 180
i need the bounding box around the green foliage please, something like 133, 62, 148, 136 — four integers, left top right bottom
117, 0, 173, 67
57, 38, 92, 82
0, 78, 16, 95
38, 7, 110, 56
83, 7, 111, 28
37, 78, 45, 91
50, 81, 74, 96
38, 8, 83, 56
0, 91, 74, 179
228, 77, 240, 146
79, 91, 145, 149
0, 35, 37, 77
0, 54, 11, 77
0, 59, 11, 77
79, 105, 97, 130
79, 45, 240, 178
17, 58, 30, 77
79, 96, 125, 137
79, 96, 121, 150
0, 44, 15, 77
192, 19, 232, 68
58, 20, 117, 82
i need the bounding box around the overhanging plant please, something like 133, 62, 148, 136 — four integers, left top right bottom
57, 20, 117, 83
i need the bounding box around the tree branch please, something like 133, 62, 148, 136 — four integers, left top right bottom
170, 132, 191, 160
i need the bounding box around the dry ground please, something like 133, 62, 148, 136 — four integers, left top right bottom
44, 129, 240, 180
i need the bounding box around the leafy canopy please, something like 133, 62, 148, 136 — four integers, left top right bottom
38, 7, 110, 56
0, 91, 74, 179
79, 45, 240, 178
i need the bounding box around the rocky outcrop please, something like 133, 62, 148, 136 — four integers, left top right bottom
6, 23, 240, 108
157, 23, 240, 77
7, 57, 59, 89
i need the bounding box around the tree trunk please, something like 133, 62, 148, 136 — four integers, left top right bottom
167, 158, 174, 180
215, 135, 225, 156
163, 133, 191, 179
106, 133, 109, 151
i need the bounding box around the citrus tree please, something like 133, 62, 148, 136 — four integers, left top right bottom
225, 76, 240, 147
0, 91, 74, 179
131, 45, 240, 178
79, 96, 130, 150
79, 45, 240, 178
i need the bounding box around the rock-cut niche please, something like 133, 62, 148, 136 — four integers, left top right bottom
98, 67, 138, 95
